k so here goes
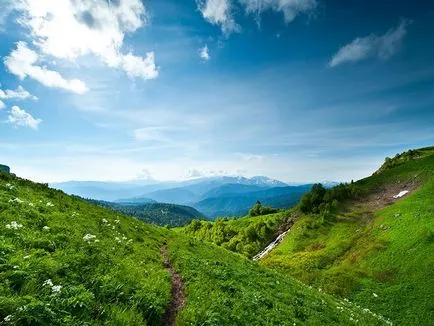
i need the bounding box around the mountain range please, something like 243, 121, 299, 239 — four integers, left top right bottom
53, 176, 313, 219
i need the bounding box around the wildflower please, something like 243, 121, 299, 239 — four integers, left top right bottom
28, 202, 35, 207
115, 219, 120, 224
6, 221, 23, 229
5, 183, 15, 190
372, 293, 378, 298
8, 198, 23, 204
102, 218, 108, 223
52, 285, 62, 293
43, 226, 50, 231
4, 315, 13, 322
94, 239, 100, 243
46, 202, 54, 207
122, 236, 127, 240
83, 234, 96, 242
43, 279, 54, 287
115, 237, 121, 243
24, 255, 30, 259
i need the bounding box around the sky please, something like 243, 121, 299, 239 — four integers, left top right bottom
0, 0, 434, 183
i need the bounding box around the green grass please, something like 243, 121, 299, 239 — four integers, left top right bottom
0, 172, 171, 325
262, 150, 434, 325
166, 234, 390, 326
179, 212, 287, 257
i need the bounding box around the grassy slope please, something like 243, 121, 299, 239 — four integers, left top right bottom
262, 149, 434, 325
167, 235, 389, 326
0, 172, 392, 325
0, 172, 171, 325
179, 212, 287, 257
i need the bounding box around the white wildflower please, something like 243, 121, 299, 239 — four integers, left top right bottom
122, 236, 127, 240
94, 239, 100, 243
28, 202, 35, 207
5, 183, 15, 190
43, 279, 54, 287
43, 226, 50, 231
372, 293, 378, 298
102, 218, 108, 223
46, 202, 54, 207
115, 219, 120, 224
8, 198, 23, 204
6, 221, 23, 229
115, 237, 121, 243
51, 285, 62, 293
4, 315, 13, 322
83, 234, 96, 242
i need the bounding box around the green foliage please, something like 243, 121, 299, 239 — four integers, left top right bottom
248, 201, 279, 217
88, 200, 206, 227
263, 149, 434, 326
299, 183, 359, 216
182, 213, 284, 258
166, 234, 389, 325
0, 172, 171, 325
375, 148, 433, 174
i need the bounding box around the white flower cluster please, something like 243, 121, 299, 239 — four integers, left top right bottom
4, 315, 13, 322
5, 183, 15, 190
43, 226, 50, 231
43, 279, 62, 294
46, 202, 55, 207
6, 221, 23, 229
102, 218, 108, 223
8, 198, 23, 204
83, 234, 97, 242
28, 202, 35, 207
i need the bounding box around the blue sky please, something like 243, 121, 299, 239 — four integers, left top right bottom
0, 0, 433, 183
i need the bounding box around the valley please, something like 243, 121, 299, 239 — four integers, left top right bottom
0, 148, 433, 325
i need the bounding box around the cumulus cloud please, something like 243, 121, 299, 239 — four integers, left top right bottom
329, 20, 409, 68
197, 0, 316, 33
239, 0, 317, 24
197, 0, 240, 35
0, 85, 37, 100
8, 105, 42, 129
4, 42, 88, 94
0, 100, 5, 110
199, 45, 210, 61
13, 0, 158, 80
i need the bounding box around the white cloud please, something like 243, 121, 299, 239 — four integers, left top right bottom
0, 85, 37, 100
0, 100, 5, 110
121, 52, 158, 80
4, 42, 88, 94
239, 0, 317, 24
13, 0, 158, 80
329, 20, 409, 68
199, 45, 210, 61
8, 105, 42, 129
197, 0, 316, 33
197, 0, 240, 35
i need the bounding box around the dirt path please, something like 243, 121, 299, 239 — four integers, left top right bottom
161, 245, 185, 326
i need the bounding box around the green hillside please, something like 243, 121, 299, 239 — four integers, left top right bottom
261, 148, 434, 325
87, 199, 207, 227
0, 171, 389, 325
181, 210, 287, 258
0, 173, 171, 325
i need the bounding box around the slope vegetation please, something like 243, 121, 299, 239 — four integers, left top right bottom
0, 171, 390, 325
261, 148, 434, 325
0, 173, 171, 325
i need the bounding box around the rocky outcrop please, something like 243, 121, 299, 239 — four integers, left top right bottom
0, 165, 10, 173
